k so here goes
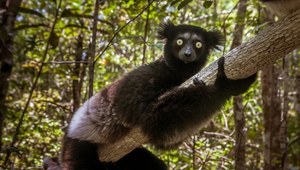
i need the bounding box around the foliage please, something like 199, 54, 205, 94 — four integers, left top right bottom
0, 0, 299, 169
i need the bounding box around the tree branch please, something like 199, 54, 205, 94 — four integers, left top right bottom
98, 9, 300, 162
88, 0, 100, 98
183, 9, 300, 86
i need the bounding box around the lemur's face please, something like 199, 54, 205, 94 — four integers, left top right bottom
172, 32, 203, 63
157, 21, 223, 67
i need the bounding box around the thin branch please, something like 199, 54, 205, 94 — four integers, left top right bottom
221, 1, 239, 54
142, 0, 151, 64
14, 23, 48, 31
72, 33, 84, 113
88, 0, 100, 98
47, 61, 89, 64
203, 131, 234, 141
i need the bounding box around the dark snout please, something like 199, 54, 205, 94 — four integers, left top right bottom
184, 48, 192, 57
178, 45, 197, 63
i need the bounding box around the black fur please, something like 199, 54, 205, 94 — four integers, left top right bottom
141, 57, 256, 149
44, 137, 167, 170
44, 21, 256, 170
157, 21, 223, 50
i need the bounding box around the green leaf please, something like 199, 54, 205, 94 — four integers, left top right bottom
50, 0, 57, 4
177, 0, 193, 10
61, 9, 77, 17
170, 0, 181, 6
18, 7, 44, 18
203, 0, 213, 8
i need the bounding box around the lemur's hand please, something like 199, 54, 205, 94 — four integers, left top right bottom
215, 57, 256, 96
192, 78, 206, 88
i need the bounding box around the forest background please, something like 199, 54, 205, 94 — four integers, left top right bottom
0, 0, 299, 169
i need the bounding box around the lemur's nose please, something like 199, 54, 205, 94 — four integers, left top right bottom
184, 50, 192, 57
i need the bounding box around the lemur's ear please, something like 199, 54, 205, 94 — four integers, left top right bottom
157, 20, 176, 40
205, 31, 225, 51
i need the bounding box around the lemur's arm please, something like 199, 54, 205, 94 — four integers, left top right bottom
141, 57, 256, 149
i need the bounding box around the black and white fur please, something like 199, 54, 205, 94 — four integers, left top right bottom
44, 21, 256, 170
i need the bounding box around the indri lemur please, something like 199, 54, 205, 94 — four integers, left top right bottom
260, 0, 300, 17
44, 21, 256, 170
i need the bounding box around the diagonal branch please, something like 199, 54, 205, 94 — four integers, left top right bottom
98, 9, 300, 162
182, 9, 300, 87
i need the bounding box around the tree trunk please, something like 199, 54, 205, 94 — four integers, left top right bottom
98, 9, 300, 162
280, 56, 289, 170
0, 0, 22, 150
261, 62, 287, 170
88, 0, 100, 98
233, 96, 246, 168
72, 34, 84, 115
261, 64, 280, 170
293, 51, 300, 168
229, 0, 248, 169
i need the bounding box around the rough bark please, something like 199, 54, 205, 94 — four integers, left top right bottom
0, 0, 22, 150
98, 9, 300, 162
230, 0, 248, 169
293, 51, 300, 167
281, 57, 289, 170
88, 0, 100, 98
234, 95, 246, 168
72, 34, 83, 114
98, 128, 148, 162
182, 9, 300, 86
261, 64, 283, 170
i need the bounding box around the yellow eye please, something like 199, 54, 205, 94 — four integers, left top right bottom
195, 41, 202, 48
176, 39, 183, 46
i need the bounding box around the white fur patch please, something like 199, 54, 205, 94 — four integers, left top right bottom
67, 94, 101, 142
68, 98, 90, 135
66, 93, 122, 144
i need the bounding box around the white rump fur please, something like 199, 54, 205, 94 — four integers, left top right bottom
67, 95, 100, 143
67, 92, 129, 144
